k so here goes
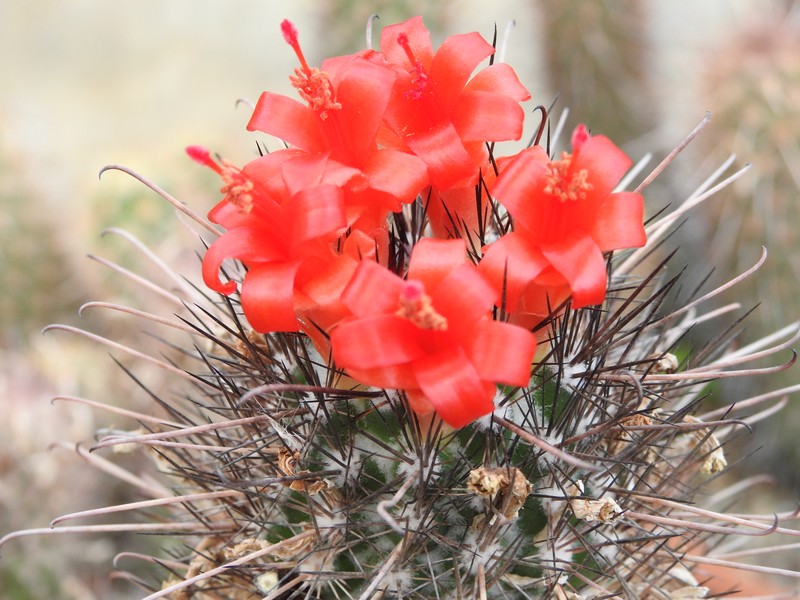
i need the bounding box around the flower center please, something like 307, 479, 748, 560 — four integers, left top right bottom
281, 20, 342, 120
218, 160, 254, 214
397, 33, 429, 100
396, 280, 448, 331
186, 146, 254, 213
543, 152, 593, 202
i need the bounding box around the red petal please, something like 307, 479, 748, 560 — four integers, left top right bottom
329, 59, 396, 164
284, 184, 346, 247
202, 228, 286, 295
380, 16, 434, 69
413, 348, 495, 428
429, 32, 494, 112
240, 262, 302, 332
592, 192, 646, 251
341, 260, 405, 317
478, 233, 549, 312
426, 184, 486, 239
298, 252, 358, 331
243, 150, 304, 199
341, 228, 385, 262
405, 122, 477, 190
407, 238, 467, 290
516, 277, 571, 317
247, 92, 326, 152
463, 63, 530, 101
279, 153, 351, 197
541, 236, 608, 308
573, 134, 633, 199
490, 146, 550, 223
208, 199, 254, 229
331, 315, 426, 369
340, 364, 418, 390
466, 320, 536, 387
428, 264, 495, 331
361, 148, 429, 204
405, 389, 435, 416
453, 91, 526, 142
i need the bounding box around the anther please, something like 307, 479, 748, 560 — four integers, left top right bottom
396, 281, 448, 331
397, 33, 428, 99
543, 153, 593, 202
281, 19, 342, 119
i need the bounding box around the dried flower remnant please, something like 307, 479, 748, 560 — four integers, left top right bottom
566, 480, 622, 524
467, 466, 532, 519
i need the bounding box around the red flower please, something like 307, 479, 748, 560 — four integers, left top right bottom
377, 16, 530, 190
479, 125, 646, 313
191, 147, 367, 333
330, 238, 537, 428
246, 20, 428, 231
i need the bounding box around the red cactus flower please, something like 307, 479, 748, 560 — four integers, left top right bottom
377, 16, 530, 191
330, 238, 537, 428
479, 125, 646, 314
246, 20, 428, 231
191, 147, 363, 333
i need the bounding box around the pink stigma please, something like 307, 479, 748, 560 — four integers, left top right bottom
401, 280, 425, 303
571, 124, 590, 152
281, 19, 298, 46
186, 145, 221, 174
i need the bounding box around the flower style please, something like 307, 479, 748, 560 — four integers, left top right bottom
246, 20, 428, 232
479, 125, 646, 314
330, 239, 537, 428
377, 16, 531, 191
192, 146, 371, 333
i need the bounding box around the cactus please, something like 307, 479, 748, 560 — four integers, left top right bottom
3, 15, 800, 600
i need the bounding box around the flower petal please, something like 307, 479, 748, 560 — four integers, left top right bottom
413, 348, 495, 428
240, 261, 302, 332
341, 364, 418, 390
541, 236, 608, 308
379, 16, 434, 69
331, 314, 426, 369
478, 233, 549, 312
284, 184, 347, 247
341, 259, 405, 317
453, 91, 526, 142
463, 62, 530, 101
592, 192, 646, 251
490, 146, 550, 223
428, 265, 496, 331
466, 320, 536, 387
361, 148, 429, 204
202, 227, 286, 295
329, 59, 396, 164
429, 32, 495, 111
573, 134, 633, 199
405, 122, 478, 190
247, 92, 326, 152
407, 238, 467, 290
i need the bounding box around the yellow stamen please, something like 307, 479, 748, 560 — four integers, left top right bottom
219, 160, 254, 214
396, 281, 448, 331
289, 68, 342, 120
543, 152, 593, 202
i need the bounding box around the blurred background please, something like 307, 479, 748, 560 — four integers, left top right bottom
1, 0, 798, 597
